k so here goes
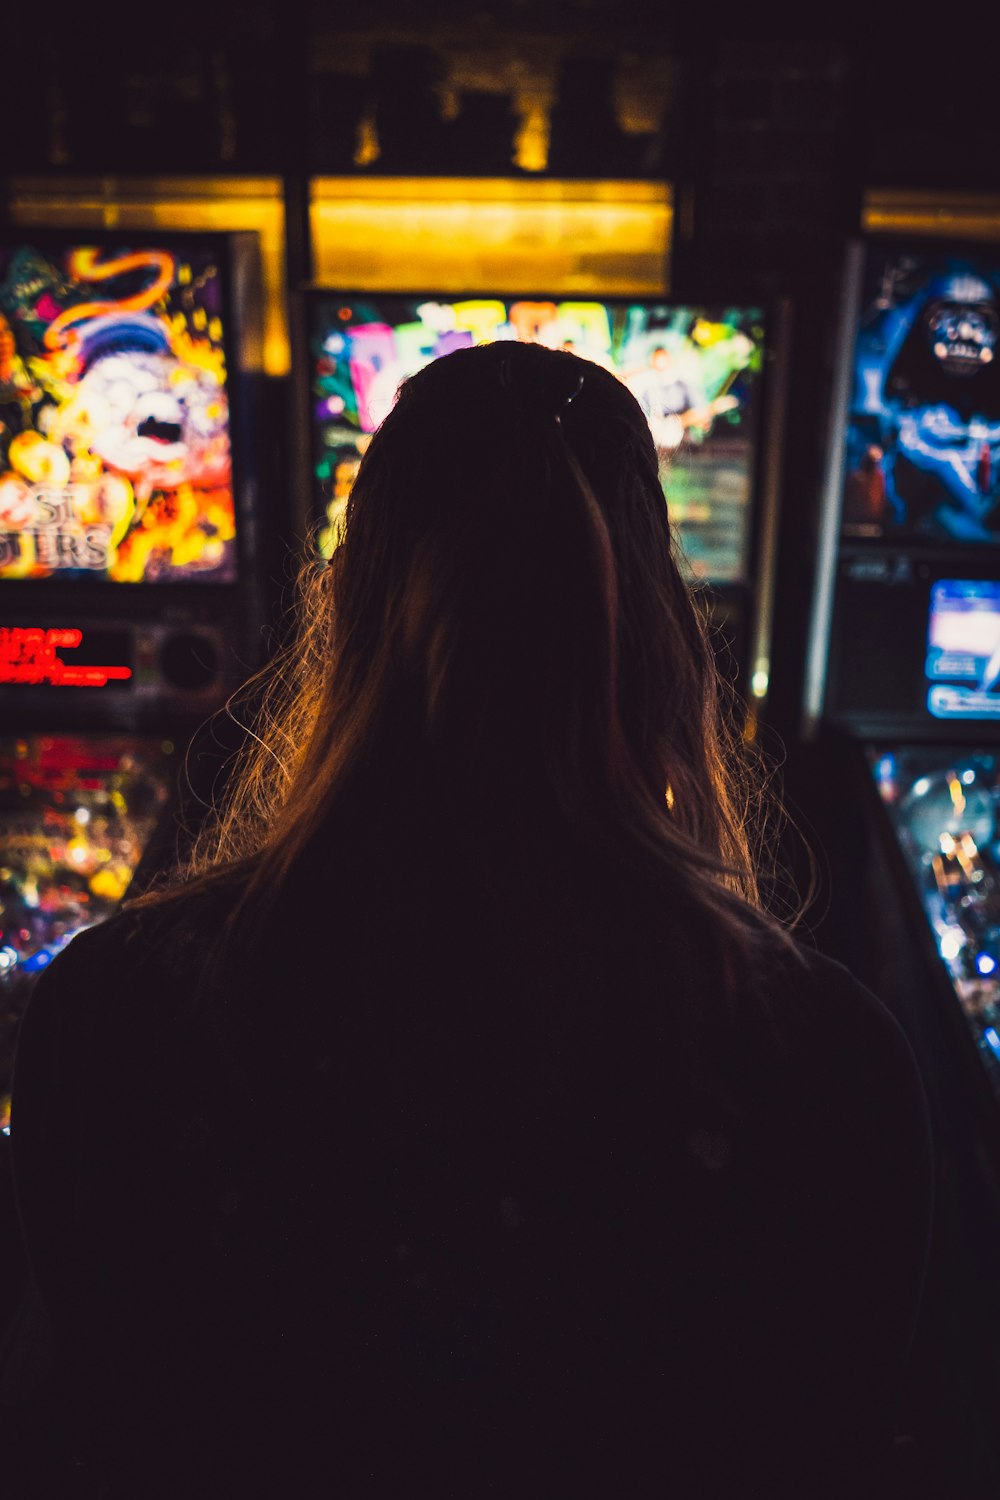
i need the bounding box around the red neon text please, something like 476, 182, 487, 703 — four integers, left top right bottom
0, 627, 132, 689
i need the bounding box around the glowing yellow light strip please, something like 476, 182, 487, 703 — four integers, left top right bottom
863, 189, 1000, 241
310, 176, 672, 295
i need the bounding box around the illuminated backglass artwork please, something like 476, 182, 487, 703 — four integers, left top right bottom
0, 240, 237, 583
309, 296, 766, 585
842, 245, 1000, 546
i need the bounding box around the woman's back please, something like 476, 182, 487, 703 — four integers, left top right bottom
11, 798, 931, 1496
7, 340, 932, 1494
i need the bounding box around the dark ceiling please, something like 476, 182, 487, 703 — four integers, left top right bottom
7, 7, 995, 197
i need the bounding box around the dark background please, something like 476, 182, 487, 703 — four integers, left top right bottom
4, 12, 1000, 1490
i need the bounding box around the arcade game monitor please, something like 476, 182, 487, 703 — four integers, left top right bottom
0, 231, 262, 1126
819, 236, 1000, 1129
306, 294, 768, 588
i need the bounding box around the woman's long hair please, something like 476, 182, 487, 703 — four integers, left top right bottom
156, 341, 790, 964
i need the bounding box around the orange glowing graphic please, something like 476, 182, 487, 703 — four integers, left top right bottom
42, 248, 175, 354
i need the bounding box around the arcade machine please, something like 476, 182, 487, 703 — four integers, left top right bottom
304, 293, 789, 708
0, 230, 265, 1132
805, 236, 1000, 1488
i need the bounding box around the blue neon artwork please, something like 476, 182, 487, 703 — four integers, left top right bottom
843, 247, 1000, 545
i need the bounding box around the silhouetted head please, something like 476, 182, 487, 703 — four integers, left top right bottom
326, 342, 718, 817
183, 340, 773, 943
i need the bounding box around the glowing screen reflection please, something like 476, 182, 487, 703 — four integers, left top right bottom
872, 745, 1000, 1102
0, 734, 173, 1102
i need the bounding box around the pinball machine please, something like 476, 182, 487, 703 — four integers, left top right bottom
805, 234, 1000, 1489
0, 229, 266, 1129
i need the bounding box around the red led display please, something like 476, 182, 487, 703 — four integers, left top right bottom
0, 627, 132, 688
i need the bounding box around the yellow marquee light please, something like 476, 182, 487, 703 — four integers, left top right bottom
864, 189, 1000, 241
310, 176, 672, 295
8, 176, 288, 375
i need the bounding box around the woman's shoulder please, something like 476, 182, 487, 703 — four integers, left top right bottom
763, 938, 925, 1087
14, 877, 245, 1070
730, 935, 933, 1214
53, 872, 242, 972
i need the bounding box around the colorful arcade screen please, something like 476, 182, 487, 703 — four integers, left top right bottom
842, 244, 1000, 546
926, 579, 1000, 721
0, 239, 237, 583
309, 296, 766, 584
